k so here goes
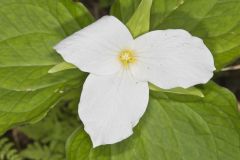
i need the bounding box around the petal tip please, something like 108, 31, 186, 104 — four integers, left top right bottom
53, 42, 64, 54
86, 126, 134, 148
82, 120, 135, 148
92, 140, 101, 148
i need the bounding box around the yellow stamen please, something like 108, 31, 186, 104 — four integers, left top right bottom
118, 49, 136, 67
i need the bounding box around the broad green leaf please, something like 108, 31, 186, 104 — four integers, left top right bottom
48, 62, 77, 74
0, 86, 61, 134
111, 0, 240, 69
111, 0, 141, 23
149, 83, 204, 97
0, 0, 93, 135
66, 82, 240, 160
0, 66, 84, 91
126, 0, 153, 37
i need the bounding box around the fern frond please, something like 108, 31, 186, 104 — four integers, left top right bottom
0, 137, 22, 160
20, 142, 64, 160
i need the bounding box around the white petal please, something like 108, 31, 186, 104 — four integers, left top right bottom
131, 29, 215, 89
54, 16, 133, 75
79, 72, 149, 147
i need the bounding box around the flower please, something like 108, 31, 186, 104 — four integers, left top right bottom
54, 16, 215, 147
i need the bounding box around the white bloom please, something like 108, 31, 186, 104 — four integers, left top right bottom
54, 16, 215, 147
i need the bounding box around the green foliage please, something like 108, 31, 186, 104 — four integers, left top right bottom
0, 0, 240, 160
18, 88, 81, 160
48, 62, 76, 73
111, 0, 240, 69
19, 94, 80, 143
66, 82, 240, 160
126, 0, 152, 37
0, 0, 92, 135
111, 0, 141, 23
0, 85, 81, 160
0, 137, 22, 160
99, 0, 115, 8
149, 84, 204, 97
20, 142, 63, 160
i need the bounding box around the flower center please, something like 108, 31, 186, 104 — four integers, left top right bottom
118, 49, 136, 67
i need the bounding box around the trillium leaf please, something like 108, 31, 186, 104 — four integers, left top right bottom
66, 82, 240, 160
149, 83, 204, 97
0, 86, 61, 134
110, 0, 141, 23
48, 62, 77, 74
126, 0, 153, 37
0, 0, 93, 135
111, 0, 240, 69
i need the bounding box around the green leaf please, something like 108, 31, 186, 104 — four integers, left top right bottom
18, 94, 81, 159
126, 0, 153, 37
111, 0, 240, 69
149, 83, 204, 97
0, 0, 93, 135
0, 86, 59, 134
66, 82, 240, 160
48, 62, 77, 73
111, 0, 141, 23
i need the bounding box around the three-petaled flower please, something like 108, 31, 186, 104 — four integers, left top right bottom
54, 16, 215, 147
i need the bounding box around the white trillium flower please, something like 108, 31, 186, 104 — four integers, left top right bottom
54, 16, 215, 147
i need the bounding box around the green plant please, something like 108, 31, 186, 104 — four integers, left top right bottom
20, 142, 63, 160
17, 89, 80, 159
0, 0, 240, 159
0, 138, 22, 160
